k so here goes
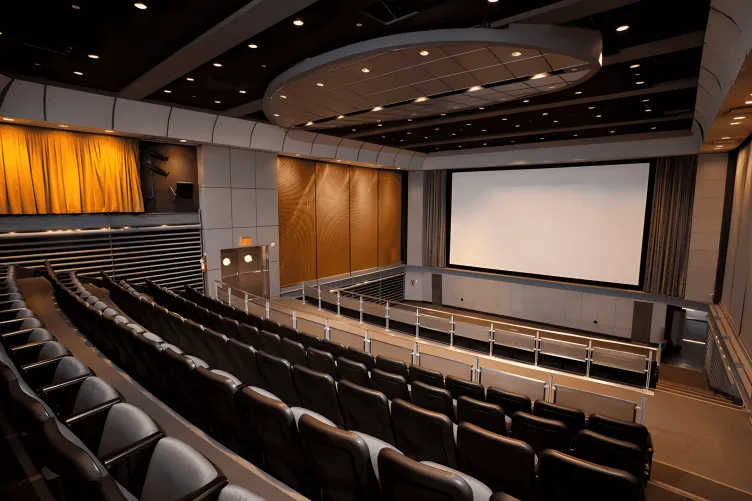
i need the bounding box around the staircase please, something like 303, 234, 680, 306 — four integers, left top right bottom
656, 369, 743, 409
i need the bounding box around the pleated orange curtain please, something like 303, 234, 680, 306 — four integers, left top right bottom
0, 124, 144, 214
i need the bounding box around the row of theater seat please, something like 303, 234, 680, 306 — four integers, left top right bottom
1, 263, 265, 501
94, 273, 648, 501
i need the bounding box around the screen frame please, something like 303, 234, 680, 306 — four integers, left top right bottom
445, 160, 656, 291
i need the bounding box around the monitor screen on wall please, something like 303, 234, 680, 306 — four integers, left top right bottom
448, 163, 652, 287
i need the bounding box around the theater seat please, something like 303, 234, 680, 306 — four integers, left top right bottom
261, 319, 282, 336
292, 365, 344, 427
375, 355, 409, 378
457, 422, 535, 500
378, 449, 474, 501
391, 398, 458, 468
536, 449, 645, 501
321, 339, 347, 360
445, 376, 485, 402
421, 462, 493, 501
574, 429, 646, 482
43, 375, 120, 422
239, 323, 261, 348
371, 369, 410, 401
195, 367, 245, 444
510, 412, 570, 456
24, 355, 92, 394
282, 338, 308, 367
218, 485, 265, 501
338, 379, 395, 445
204, 329, 238, 375
298, 331, 322, 350
456, 396, 507, 436
409, 365, 444, 388
11, 339, 69, 367
345, 346, 375, 371
411, 381, 455, 421
298, 414, 383, 501
222, 317, 243, 342
533, 400, 585, 437
278, 324, 300, 342
1, 327, 53, 349
228, 339, 265, 388
306, 347, 338, 379
163, 348, 211, 424
487, 387, 532, 434
587, 414, 653, 455
258, 329, 285, 358
256, 351, 301, 406
337, 357, 370, 388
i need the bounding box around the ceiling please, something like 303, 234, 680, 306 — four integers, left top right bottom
0, 0, 715, 152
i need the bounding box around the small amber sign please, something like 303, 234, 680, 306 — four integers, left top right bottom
239, 236, 252, 246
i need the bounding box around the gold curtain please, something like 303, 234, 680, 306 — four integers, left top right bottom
0, 124, 144, 214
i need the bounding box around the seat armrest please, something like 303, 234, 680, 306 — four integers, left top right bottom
22, 355, 65, 372
38, 374, 91, 397
101, 432, 164, 467
65, 398, 121, 425
1, 328, 36, 340
175, 476, 228, 501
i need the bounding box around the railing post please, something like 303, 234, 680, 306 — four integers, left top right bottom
337, 291, 341, 317
547, 374, 554, 402
364, 330, 371, 353
413, 342, 419, 366
534, 331, 540, 366
227, 286, 232, 306
415, 309, 420, 338
640, 394, 647, 424
244, 293, 249, 313
359, 296, 364, 324
645, 351, 653, 390
450, 315, 455, 347
325, 318, 331, 340
292, 309, 297, 330
586, 340, 592, 377
317, 285, 322, 311
214, 280, 218, 299
302, 281, 306, 305
471, 357, 479, 383
385, 302, 390, 331
489, 323, 494, 356
265, 301, 270, 319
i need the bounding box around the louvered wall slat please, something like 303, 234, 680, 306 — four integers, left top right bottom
0, 225, 204, 292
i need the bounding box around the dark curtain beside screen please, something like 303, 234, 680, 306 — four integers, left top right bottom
423, 169, 448, 268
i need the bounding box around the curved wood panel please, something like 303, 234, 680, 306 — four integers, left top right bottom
316, 162, 350, 278
378, 170, 403, 266
350, 167, 379, 272
278, 157, 317, 287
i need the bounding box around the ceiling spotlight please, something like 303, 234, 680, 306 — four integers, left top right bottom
306, 121, 314, 126
356, 23, 362, 27
72, 4, 80, 8
610, 130, 615, 133
616, 25, 629, 32
573, 134, 578, 137
630, 64, 640, 69
378, 124, 383, 127
746, 101, 752, 105
468, 85, 483, 92
575, 91, 582, 95
213, 62, 222, 67
414, 96, 428, 103
337, 115, 344, 119
482, 129, 487, 132
441, 113, 446, 116
531, 73, 547, 79
163, 89, 171, 93
488, 0, 499, 3
588, 106, 595, 110
186, 77, 194, 81
273, 113, 280, 117
316, 82, 324, 87
134, 2, 147, 9
731, 122, 741, 125
435, 128, 439, 131
105, 129, 113, 132
248, 44, 258, 49
515, 125, 520, 127
180, 139, 187, 143
280, 95, 287, 99
645, 109, 652, 112
502, 118, 507, 121
2, 117, 15, 121
511, 51, 522, 57
261, 64, 266, 68
293, 19, 304, 26
372, 106, 383, 111
553, 120, 559, 123
215, 100, 221, 104
420, 50, 429, 56
651, 127, 657, 130
239, 90, 246, 94
642, 99, 650, 102
88, 54, 99, 59
59, 124, 69, 128
74, 71, 83, 75
722, 137, 731, 139
523, 99, 530, 103
479, 107, 485, 110
636, 81, 644, 85
734, 116, 746, 120
362, 68, 370, 73
542, 112, 548, 116
352, 129, 356, 132
466, 123, 471, 126
407, 119, 412, 121
596, 115, 602, 118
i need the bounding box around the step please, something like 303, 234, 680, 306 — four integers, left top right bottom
654, 386, 742, 409
657, 380, 737, 402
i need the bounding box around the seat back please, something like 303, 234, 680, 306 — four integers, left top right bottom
337, 357, 371, 388
97, 403, 160, 458
298, 331, 322, 349
337, 379, 395, 445
456, 422, 535, 500
345, 347, 375, 370
205, 329, 237, 374
228, 339, 266, 388
574, 430, 645, 481
292, 365, 344, 427
256, 351, 301, 406
534, 400, 585, 435
52, 356, 92, 385
186, 320, 217, 367
391, 399, 458, 468
375, 355, 409, 378
587, 414, 651, 452
321, 339, 347, 360
282, 338, 308, 367
456, 396, 506, 436
378, 448, 472, 501
259, 329, 285, 358
487, 387, 532, 416
195, 367, 244, 431
510, 412, 570, 456
409, 365, 444, 388
222, 317, 243, 342
278, 324, 300, 342
238, 323, 261, 348
261, 318, 282, 336
71, 376, 120, 416
445, 376, 484, 402
306, 347, 338, 379
298, 414, 379, 500
371, 369, 410, 401
411, 381, 455, 421
537, 449, 645, 501
162, 348, 209, 422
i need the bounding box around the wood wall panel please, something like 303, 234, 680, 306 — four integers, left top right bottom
350, 167, 379, 272
378, 170, 403, 266
278, 157, 317, 287
315, 162, 350, 278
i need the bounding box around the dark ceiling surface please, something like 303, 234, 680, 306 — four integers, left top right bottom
0, 0, 711, 152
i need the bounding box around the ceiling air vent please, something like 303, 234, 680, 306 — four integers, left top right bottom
363, 0, 448, 25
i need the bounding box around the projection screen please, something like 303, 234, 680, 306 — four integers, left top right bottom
448, 163, 652, 286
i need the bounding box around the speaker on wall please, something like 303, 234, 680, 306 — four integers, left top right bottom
175, 182, 194, 199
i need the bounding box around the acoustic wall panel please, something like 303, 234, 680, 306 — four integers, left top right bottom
378, 170, 403, 266
350, 167, 379, 272
278, 157, 317, 287
45, 87, 114, 130
316, 162, 350, 278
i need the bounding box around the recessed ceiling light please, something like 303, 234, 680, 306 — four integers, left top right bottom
746, 101, 752, 105
316, 82, 324, 87
635, 73, 640, 76
72, 4, 80, 9
466, 123, 472, 126
337, 115, 344, 119
105, 129, 113, 132
59, 124, 69, 128
645, 109, 652, 112
186, 77, 194, 81
488, 0, 499, 3
180, 139, 187, 143
352, 129, 356, 132
482, 129, 487, 132
441, 113, 446, 116
610, 130, 615, 133
515, 125, 520, 127
553, 120, 559, 123
483, 143, 487, 146
239, 90, 246, 94
420, 50, 429, 56
636, 81, 644, 85
163, 89, 171, 93
414, 96, 428, 103
542, 112, 548, 116
73, 71, 83, 75
407, 132, 411, 135
215, 100, 221, 104
261, 65, 266, 68
642, 99, 650, 102
407, 119, 412, 121
575, 91, 582, 95
134, 2, 147, 9
479, 107, 485, 110
274, 113, 280, 117
2, 117, 15, 121
362, 68, 370, 73
531, 73, 547, 79
88, 54, 99, 59
280, 95, 286, 99
425, 137, 428, 139
293, 19, 304, 26
588, 106, 595, 110
523, 99, 530, 103
213, 63, 222, 67
651, 127, 657, 130
511, 51, 522, 57
731, 122, 741, 125
372, 106, 383, 111
248, 44, 258, 49
630, 64, 640, 69
722, 137, 730, 139
733, 116, 746, 120
540, 137, 545, 140
378, 124, 383, 127
306, 121, 314, 126
435, 128, 439, 131
596, 115, 602, 118
573, 134, 578, 137
468, 85, 483, 92
616, 25, 629, 32
356, 23, 362, 27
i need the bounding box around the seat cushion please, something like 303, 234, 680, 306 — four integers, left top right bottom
210, 369, 241, 385
186, 355, 209, 369
422, 461, 493, 501
161, 343, 183, 354
218, 485, 265, 501
143, 332, 164, 344
352, 431, 401, 481
127, 324, 145, 334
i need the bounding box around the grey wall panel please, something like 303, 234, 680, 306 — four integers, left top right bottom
113, 99, 171, 137
45, 87, 114, 130
213, 116, 255, 148
0, 80, 45, 121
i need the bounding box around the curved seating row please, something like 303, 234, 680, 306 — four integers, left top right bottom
93, 273, 648, 501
